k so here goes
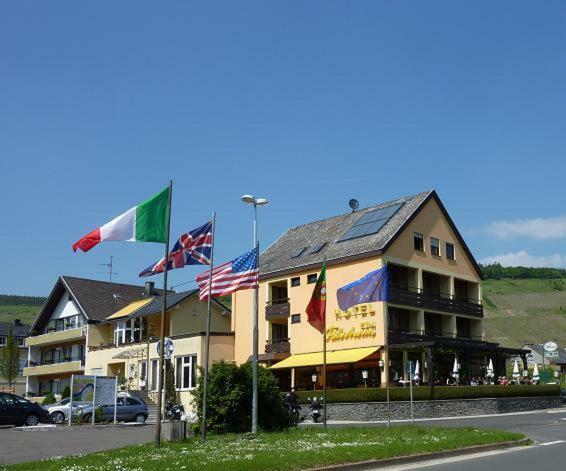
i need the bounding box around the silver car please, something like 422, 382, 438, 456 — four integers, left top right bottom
46, 398, 84, 424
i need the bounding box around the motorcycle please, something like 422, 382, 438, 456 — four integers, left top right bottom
286, 392, 301, 422
308, 397, 324, 423
164, 400, 186, 421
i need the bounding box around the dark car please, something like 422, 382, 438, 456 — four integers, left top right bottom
0, 392, 50, 426
81, 396, 148, 424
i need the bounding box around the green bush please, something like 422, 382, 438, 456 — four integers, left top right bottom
42, 392, 56, 405
61, 386, 71, 400
165, 360, 177, 404
191, 361, 296, 434
296, 384, 560, 403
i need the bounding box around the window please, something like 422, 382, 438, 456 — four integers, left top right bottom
446, 243, 455, 260
175, 355, 197, 389
114, 318, 147, 346
140, 361, 147, 382
126, 397, 141, 406
307, 273, 318, 284
291, 314, 301, 324
150, 360, 159, 391
430, 237, 440, 256
290, 247, 307, 259
16, 337, 25, 347
414, 233, 424, 251
0, 336, 6, 346
291, 277, 300, 287
310, 242, 327, 254
338, 203, 404, 242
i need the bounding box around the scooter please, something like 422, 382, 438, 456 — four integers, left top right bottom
164, 400, 186, 421
308, 397, 324, 423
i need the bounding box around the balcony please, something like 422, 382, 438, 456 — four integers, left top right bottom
265, 299, 290, 320
265, 338, 291, 354
26, 327, 86, 347
388, 286, 483, 318
23, 358, 85, 377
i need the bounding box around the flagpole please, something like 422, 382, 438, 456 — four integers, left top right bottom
201, 212, 216, 440
384, 261, 390, 428
155, 180, 172, 448
322, 260, 327, 431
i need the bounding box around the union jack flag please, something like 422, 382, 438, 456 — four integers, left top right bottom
139, 221, 213, 277
196, 248, 258, 301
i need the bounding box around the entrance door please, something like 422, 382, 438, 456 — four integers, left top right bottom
139, 361, 147, 390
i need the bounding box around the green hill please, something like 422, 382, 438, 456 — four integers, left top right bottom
483, 278, 566, 347
0, 295, 46, 326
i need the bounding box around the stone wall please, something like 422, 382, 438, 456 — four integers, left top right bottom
325, 396, 563, 421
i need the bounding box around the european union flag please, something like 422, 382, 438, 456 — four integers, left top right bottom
336, 266, 389, 311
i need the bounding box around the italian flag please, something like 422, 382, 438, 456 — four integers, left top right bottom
306, 262, 326, 334
72, 187, 170, 253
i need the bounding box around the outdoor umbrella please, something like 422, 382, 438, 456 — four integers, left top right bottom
414, 360, 420, 382
487, 358, 494, 384
452, 357, 459, 385
512, 359, 520, 381
533, 363, 540, 382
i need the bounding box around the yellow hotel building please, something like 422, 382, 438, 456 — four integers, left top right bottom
232, 190, 525, 391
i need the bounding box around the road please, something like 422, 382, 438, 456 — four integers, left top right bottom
315, 408, 566, 470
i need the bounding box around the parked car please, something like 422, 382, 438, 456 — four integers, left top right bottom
46, 398, 87, 424
0, 392, 50, 426
81, 396, 148, 424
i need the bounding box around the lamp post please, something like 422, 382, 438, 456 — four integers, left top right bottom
241, 194, 269, 434
311, 372, 318, 390
362, 370, 368, 388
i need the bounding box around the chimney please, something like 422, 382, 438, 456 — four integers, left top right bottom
144, 281, 155, 296
14, 319, 21, 326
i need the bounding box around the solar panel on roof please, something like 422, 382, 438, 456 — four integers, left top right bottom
310, 242, 327, 254
337, 202, 404, 242
290, 247, 307, 259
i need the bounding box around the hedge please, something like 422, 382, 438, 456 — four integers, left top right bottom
296, 384, 560, 404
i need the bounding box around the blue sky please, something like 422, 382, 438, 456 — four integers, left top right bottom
1, 1, 565, 295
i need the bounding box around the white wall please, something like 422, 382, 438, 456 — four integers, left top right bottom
50, 293, 81, 321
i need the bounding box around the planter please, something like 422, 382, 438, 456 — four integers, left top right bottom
160, 420, 186, 442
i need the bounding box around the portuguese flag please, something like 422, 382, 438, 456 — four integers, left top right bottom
72, 187, 170, 253
306, 262, 326, 333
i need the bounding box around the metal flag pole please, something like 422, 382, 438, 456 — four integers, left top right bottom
322, 260, 327, 431
201, 212, 216, 440
155, 180, 173, 448
251, 238, 260, 433
384, 262, 391, 428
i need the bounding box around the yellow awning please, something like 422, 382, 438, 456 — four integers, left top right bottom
270, 346, 380, 369
106, 298, 153, 320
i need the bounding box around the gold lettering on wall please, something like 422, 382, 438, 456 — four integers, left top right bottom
326, 322, 376, 341
334, 303, 375, 320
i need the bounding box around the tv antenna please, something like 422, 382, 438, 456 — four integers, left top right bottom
99, 256, 118, 283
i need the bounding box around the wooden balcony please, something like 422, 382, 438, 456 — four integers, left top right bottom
388, 286, 483, 318
265, 299, 290, 320
265, 339, 291, 354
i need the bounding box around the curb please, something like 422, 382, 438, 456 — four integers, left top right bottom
307, 438, 530, 471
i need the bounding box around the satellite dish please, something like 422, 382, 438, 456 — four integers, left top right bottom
349, 199, 359, 212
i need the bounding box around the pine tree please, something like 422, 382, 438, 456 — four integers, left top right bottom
0, 327, 20, 389
164, 360, 177, 404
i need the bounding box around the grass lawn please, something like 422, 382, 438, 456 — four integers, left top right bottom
1, 426, 525, 471
0, 305, 42, 325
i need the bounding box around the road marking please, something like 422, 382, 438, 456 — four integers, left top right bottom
546, 409, 566, 414
539, 440, 565, 446
372, 446, 532, 470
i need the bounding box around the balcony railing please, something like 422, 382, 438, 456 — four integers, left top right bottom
265, 299, 291, 320
265, 338, 291, 354
388, 285, 483, 317
26, 357, 85, 368
43, 315, 85, 334
388, 328, 485, 342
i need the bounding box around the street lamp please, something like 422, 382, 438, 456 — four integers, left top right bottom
241, 194, 269, 434
311, 372, 318, 390
362, 370, 368, 388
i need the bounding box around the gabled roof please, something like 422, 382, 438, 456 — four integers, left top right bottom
259, 190, 482, 279
30, 276, 170, 333
0, 321, 30, 337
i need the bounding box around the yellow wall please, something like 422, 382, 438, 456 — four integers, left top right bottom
170, 299, 231, 336
384, 198, 480, 282
233, 256, 386, 364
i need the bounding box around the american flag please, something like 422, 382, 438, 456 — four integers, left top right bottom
196, 248, 258, 301
139, 221, 213, 277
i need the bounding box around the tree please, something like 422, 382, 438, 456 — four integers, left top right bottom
164, 360, 176, 404
0, 327, 20, 389
191, 361, 296, 434
61, 386, 71, 399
